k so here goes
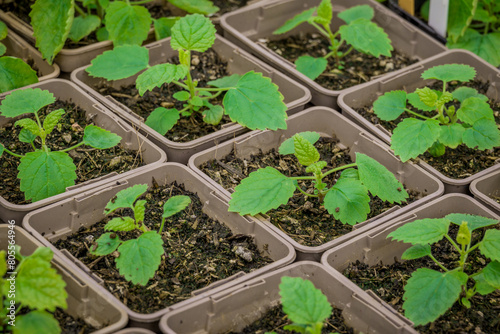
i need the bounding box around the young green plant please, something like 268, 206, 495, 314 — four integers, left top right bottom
372, 64, 500, 162
387, 214, 500, 326
0, 88, 122, 202
1, 247, 67, 334
90, 184, 191, 285
229, 132, 408, 225
273, 0, 393, 80
86, 14, 287, 136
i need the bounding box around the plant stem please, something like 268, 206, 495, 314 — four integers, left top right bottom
59, 141, 86, 153
295, 185, 319, 197
130, 0, 156, 5
196, 87, 230, 92
338, 45, 354, 59
2, 147, 24, 158
74, 3, 86, 17
445, 234, 462, 254
158, 217, 166, 234
404, 108, 430, 120
429, 253, 449, 272
322, 163, 357, 178
309, 21, 330, 40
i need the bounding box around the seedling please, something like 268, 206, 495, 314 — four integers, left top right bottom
90, 184, 191, 285
229, 132, 408, 225
372, 64, 500, 162
266, 277, 333, 334
1, 246, 67, 334
387, 214, 500, 326
273, 0, 393, 80
0, 88, 122, 202
86, 14, 287, 136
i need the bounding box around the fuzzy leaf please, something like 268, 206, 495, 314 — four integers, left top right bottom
401, 244, 432, 260
338, 5, 374, 24
86, 45, 149, 80
415, 87, 438, 108
279, 132, 320, 155
391, 118, 441, 162
447, 30, 500, 67
0, 57, 38, 93
173, 91, 190, 101
421, 64, 476, 83
445, 213, 499, 231
373, 91, 407, 121
339, 168, 359, 180
462, 118, 500, 150
162, 195, 191, 218
482, 261, 500, 289
457, 97, 494, 125
134, 199, 146, 225
167, 0, 219, 15
474, 272, 497, 295
293, 134, 319, 166
14, 311, 60, 334
0, 88, 55, 118
68, 15, 101, 43
105, 2, 151, 46
273, 7, 316, 35
154, 17, 180, 40
104, 217, 136, 232
305, 161, 328, 175
170, 14, 216, 52
105, 184, 148, 213
452, 87, 488, 103
202, 103, 223, 125
136, 64, 188, 95
83, 125, 121, 149
229, 167, 296, 216
0, 43, 5, 56
479, 229, 500, 262
388, 218, 450, 245
15, 119, 41, 137
43, 109, 65, 135
324, 178, 370, 225
439, 123, 464, 148
145, 107, 180, 135
315, 0, 333, 25
339, 19, 392, 57
91, 232, 122, 256
0, 21, 7, 40
295, 56, 327, 80
407, 92, 435, 112
208, 74, 241, 88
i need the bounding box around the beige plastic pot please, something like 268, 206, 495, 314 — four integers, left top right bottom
338, 49, 500, 194
470, 169, 500, 215
188, 106, 444, 261
22, 162, 296, 332
219, 0, 448, 108
71, 33, 311, 164
0, 79, 166, 223
0, 225, 128, 333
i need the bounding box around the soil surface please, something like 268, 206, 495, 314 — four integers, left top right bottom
54, 308, 99, 334
0, 99, 144, 204
53, 182, 273, 314
354, 79, 500, 179
262, 32, 417, 90
225, 304, 354, 333
199, 137, 424, 247
343, 224, 500, 333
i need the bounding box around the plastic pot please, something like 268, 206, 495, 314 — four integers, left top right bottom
0, 79, 166, 223
0, 225, 128, 333
22, 162, 296, 332
219, 0, 447, 108
338, 49, 500, 194
71, 33, 311, 164
188, 106, 444, 261
470, 169, 500, 215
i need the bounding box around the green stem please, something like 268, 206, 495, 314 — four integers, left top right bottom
2, 147, 24, 158
74, 2, 86, 17
322, 163, 357, 178
484, 22, 490, 34
173, 80, 189, 90
404, 108, 430, 120
158, 217, 166, 234
338, 46, 354, 59
196, 86, 230, 92
428, 253, 449, 272
59, 141, 86, 153
323, 50, 336, 59
295, 185, 319, 197
445, 234, 462, 253
309, 21, 330, 40
33, 111, 45, 146
290, 176, 318, 180
130, 0, 156, 5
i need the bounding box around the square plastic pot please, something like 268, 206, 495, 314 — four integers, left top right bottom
22, 162, 296, 332
188, 106, 444, 261
0, 79, 166, 223
219, 0, 448, 108
470, 169, 500, 215
71, 33, 311, 164
160, 261, 414, 334
321, 193, 500, 333
338, 49, 500, 194
0, 225, 128, 333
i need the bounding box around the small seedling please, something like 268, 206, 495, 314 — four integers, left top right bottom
90, 184, 191, 285
0, 246, 67, 334
0, 88, 122, 202
372, 64, 500, 162
86, 14, 288, 136
229, 132, 408, 225
387, 214, 500, 326
273, 0, 393, 80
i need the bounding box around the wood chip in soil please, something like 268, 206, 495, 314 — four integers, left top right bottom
199, 137, 424, 247
0, 99, 145, 205
343, 224, 500, 333
53, 182, 273, 314
261, 32, 417, 91
355, 79, 500, 179
93, 48, 236, 143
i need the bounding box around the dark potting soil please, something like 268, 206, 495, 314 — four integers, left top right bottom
343, 224, 500, 333
226, 304, 353, 334
262, 32, 417, 90
94, 48, 235, 143
53, 182, 273, 314
212, 0, 256, 16
53, 308, 99, 334
199, 137, 424, 247
355, 79, 500, 179
0, 99, 145, 204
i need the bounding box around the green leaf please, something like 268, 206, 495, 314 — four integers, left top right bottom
18, 129, 37, 144
293, 134, 320, 166
223, 71, 287, 130
0, 43, 6, 56
445, 213, 499, 231
457, 97, 494, 125
173, 91, 190, 101
0, 20, 7, 40
479, 229, 500, 262
373, 91, 407, 121
387, 218, 450, 244
462, 118, 500, 150
439, 123, 464, 148
115, 231, 164, 285
98, 0, 110, 10
315, 0, 333, 25
83, 125, 121, 149
338, 5, 374, 24
134, 200, 146, 225
43, 109, 65, 135
136, 63, 188, 95
324, 178, 370, 225
305, 161, 328, 175
154, 17, 180, 40
415, 87, 438, 108
15, 119, 41, 137
0, 142, 4, 158
452, 87, 488, 103
356, 152, 408, 203
295, 56, 327, 80
391, 118, 441, 162
0, 57, 38, 93
474, 272, 497, 295
90, 232, 122, 256
401, 244, 432, 260
202, 103, 223, 125
279, 131, 320, 155
339, 19, 392, 57
407, 92, 435, 112
428, 141, 445, 157
18, 151, 76, 202
403, 268, 466, 326
482, 261, 500, 289
421, 64, 476, 83
338, 168, 359, 180
170, 14, 216, 52
208, 74, 241, 88
273, 7, 317, 35
162, 195, 191, 218
86, 45, 149, 80
167, 0, 219, 15
229, 167, 296, 216
104, 217, 136, 232
447, 0, 474, 43
105, 2, 151, 46
14, 311, 60, 334
0, 250, 6, 277
145, 107, 180, 136
68, 15, 101, 43
447, 30, 500, 67
30, 0, 74, 63
96, 26, 108, 42
105, 184, 148, 213
0, 88, 55, 118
